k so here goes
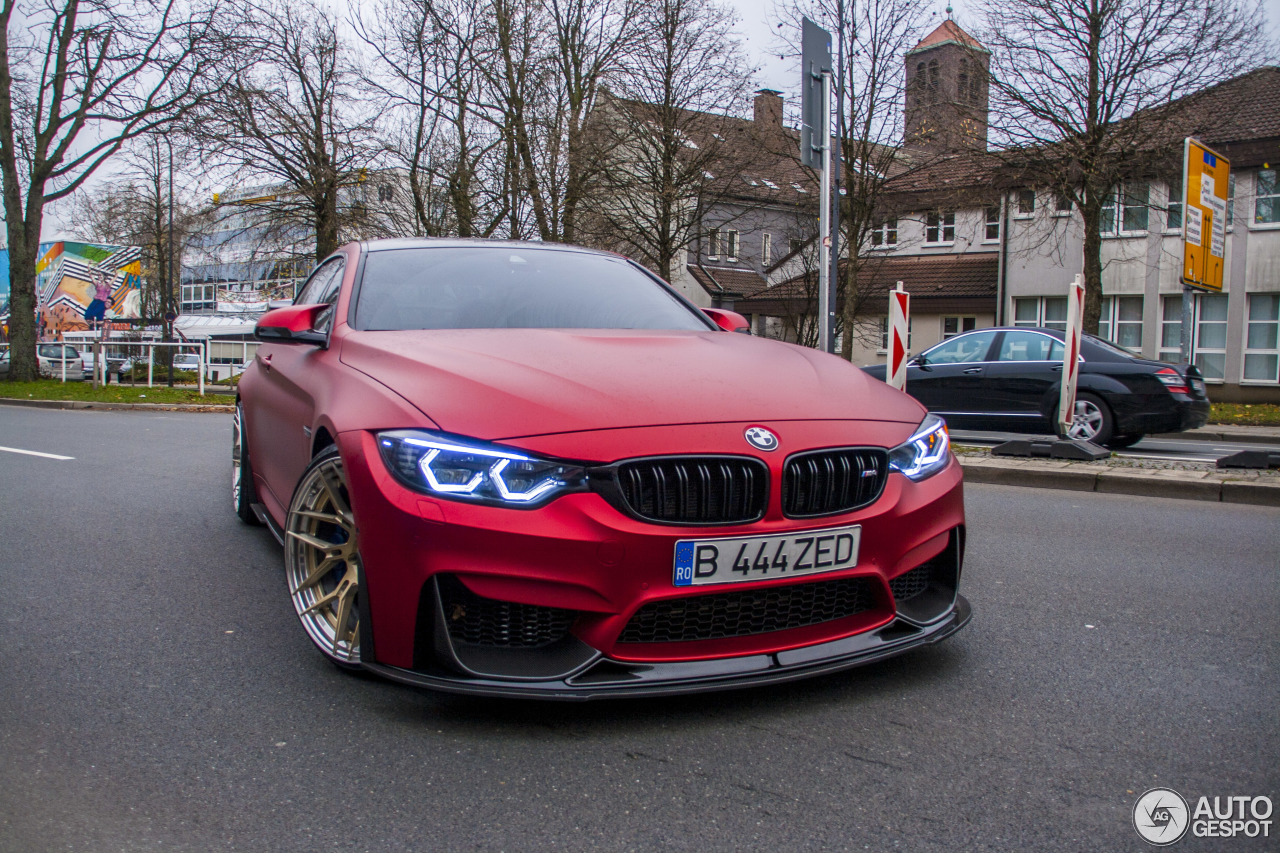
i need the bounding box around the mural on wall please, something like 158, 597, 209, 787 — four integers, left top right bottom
34, 242, 144, 338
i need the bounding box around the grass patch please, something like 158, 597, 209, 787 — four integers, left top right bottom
0, 378, 231, 406
1209, 403, 1280, 426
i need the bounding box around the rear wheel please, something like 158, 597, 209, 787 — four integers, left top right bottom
1106, 433, 1143, 449
232, 402, 260, 524
285, 446, 362, 668
1055, 392, 1114, 445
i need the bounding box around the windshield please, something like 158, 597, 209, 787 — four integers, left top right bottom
353, 247, 710, 332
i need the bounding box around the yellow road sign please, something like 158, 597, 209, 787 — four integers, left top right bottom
1181, 138, 1231, 292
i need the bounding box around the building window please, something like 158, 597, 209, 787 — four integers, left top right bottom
1160, 296, 1184, 363
707, 227, 719, 260
762, 232, 771, 265
1243, 293, 1280, 383
943, 316, 977, 338
870, 218, 898, 247
1166, 174, 1182, 232
1194, 293, 1229, 380
1256, 169, 1279, 224
1013, 296, 1067, 331
725, 230, 739, 261
1016, 189, 1035, 216
878, 316, 913, 351
1098, 296, 1143, 351
1054, 194, 1072, 215
927, 60, 940, 104
984, 206, 1000, 241
377, 184, 394, 202
789, 237, 806, 256
925, 211, 955, 244
1100, 182, 1149, 234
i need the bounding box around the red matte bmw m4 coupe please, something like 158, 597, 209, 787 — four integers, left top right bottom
234, 239, 970, 698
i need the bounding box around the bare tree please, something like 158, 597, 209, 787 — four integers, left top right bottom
0, 0, 231, 381
778, 0, 934, 360
197, 0, 378, 264
979, 0, 1271, 332
69, 135, 201, 324
577, 0, 753, 281
356, 0, 510, 238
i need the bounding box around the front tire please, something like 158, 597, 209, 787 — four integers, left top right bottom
1056, 392, 1114, 445
232, 402, 260, 525
285, 446, 362, 668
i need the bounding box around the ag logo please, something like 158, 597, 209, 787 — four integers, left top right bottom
1134, 788, 1190, 846
744, 426, 779, 451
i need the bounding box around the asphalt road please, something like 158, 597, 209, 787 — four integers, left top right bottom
1, 406, 1277, 853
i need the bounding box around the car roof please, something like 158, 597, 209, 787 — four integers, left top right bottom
358, 237, 621, 259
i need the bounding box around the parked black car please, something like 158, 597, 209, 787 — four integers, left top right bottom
861, 327, 1210, 448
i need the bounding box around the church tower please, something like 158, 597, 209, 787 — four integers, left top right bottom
903, 16, 990, 154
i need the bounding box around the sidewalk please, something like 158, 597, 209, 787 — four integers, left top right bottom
956, 448, 1280, 507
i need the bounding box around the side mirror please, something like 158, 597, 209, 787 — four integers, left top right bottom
702, 307, 751, 333
911, 353, 931, 371
256, 303, 329, 346
267, 298, 295, 310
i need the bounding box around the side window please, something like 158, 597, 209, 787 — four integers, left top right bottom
295, 258, 344, 307
296, 257, 346, 334
998, 330, 1060, 361
921, 330, 997, 365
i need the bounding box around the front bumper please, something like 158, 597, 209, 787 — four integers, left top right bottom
363, 595, 971, 700
336, 422, 969, 698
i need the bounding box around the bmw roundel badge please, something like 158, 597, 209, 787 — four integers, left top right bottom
744, 426, 779, 451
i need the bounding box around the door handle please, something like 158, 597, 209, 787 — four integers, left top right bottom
1050, 364, 1063, 371
260, 353, 272, 372
962, 367, 984, 374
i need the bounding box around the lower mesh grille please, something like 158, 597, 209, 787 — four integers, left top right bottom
888, 565, 931, 603
437, 575, 577, 648
618, 577, 876, 644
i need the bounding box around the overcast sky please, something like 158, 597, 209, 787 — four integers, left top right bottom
729, 0, 1280, 110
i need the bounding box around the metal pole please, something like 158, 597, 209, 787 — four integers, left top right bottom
1179, 285, 1193, 366
818, 71, 833, 354
830, 2, 846, 356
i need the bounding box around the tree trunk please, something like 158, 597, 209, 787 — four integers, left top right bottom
4, 220, 39, 381
1080, 187, 1103, 335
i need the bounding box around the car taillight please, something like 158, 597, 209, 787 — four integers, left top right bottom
1155, 367, 1189, 395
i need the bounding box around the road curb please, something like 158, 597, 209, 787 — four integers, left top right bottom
0, 397, 234, 413
1153, 427, 1280, 445
958, 454, 1280, 507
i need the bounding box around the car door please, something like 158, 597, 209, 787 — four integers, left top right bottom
906, 329, 999, 422
978, 330, 1066, 430
249, 256, 346, 508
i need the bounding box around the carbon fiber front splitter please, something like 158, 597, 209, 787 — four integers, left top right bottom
360, 595, 971, 701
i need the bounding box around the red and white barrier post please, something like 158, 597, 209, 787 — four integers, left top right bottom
887, 281, 910, 391
1057, 274, 1086, 438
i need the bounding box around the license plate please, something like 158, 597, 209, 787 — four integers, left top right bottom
673, 525, 861, 587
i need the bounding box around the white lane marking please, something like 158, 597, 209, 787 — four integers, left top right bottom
0, 445, 75, 461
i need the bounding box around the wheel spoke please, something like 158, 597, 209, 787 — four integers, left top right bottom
294, 508, 345, 526
295, 556, 342, 593
318, 464, 353, 520
331, 576, 358, 652
287, 529, 342, 553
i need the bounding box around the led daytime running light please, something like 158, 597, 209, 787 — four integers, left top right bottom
889, 415, 951, 481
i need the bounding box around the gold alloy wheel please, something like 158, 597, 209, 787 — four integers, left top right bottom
285, 450, 361, 665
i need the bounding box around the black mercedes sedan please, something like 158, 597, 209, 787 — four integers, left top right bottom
861, 327, 1211, 449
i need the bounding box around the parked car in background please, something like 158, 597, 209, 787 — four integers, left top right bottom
1, 345, 86, 380
172, 353, 202, 373
235, 239, 971, 699
861, 327, 1210, 448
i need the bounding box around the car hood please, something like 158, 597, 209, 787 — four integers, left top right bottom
339, 328, 925, 440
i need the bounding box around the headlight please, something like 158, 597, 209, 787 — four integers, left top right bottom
888, 414, 951, 481
377, 430, 587, 507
